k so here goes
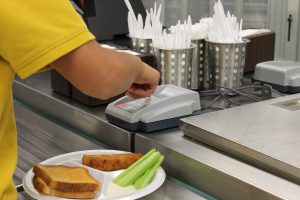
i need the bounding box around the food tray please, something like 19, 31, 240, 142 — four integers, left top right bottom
23, 150, 166, 200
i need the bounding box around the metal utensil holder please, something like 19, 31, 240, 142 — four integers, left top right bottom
191, 39, 208, 90
206, 39, 249, 89
153, 45, 195, 89
131, 37, 153, 54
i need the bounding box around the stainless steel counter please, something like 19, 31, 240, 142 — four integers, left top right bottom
13, 72, 133, 151
14, 100, 205, 200
14, 101, 103, 199
13, 71, 300, 199
181, 94, 300, 184
135, 129, 300, 200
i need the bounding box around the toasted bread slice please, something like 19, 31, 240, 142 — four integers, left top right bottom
82, 153, 143, 171
33, 176, 96, 199
33, 164, 100, 192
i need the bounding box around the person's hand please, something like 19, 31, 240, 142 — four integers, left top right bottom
126, 62, 160, 98
53, 40, 159, 100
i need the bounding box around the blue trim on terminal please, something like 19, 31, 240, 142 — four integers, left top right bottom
106, 111, 200, 133
252, 78, 300, 94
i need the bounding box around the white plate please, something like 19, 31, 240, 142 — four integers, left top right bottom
23, 150, 166, 200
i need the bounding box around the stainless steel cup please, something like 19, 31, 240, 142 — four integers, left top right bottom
206, 39, 250, 89
130, 37, 153, 54
191, 39, 208, 90
153, 45, 195, 89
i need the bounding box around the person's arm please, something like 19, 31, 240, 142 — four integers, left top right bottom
51, 40, 160, 100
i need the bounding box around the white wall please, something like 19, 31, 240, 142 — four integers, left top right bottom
141, 0, 300, 61
142, 0, 210, 27
268, 0, 300, 61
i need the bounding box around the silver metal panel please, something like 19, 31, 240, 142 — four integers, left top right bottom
14, 103, 206, 200
14, 71, 300, 199
13, 72, 210, 199
137, 178, 207, 200
13, 72, 132, 151
135, 130, 300, 200
181, 93, 300, 184
14, 102, 104, 199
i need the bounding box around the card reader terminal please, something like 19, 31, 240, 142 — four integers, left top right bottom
105, 85, 201, 132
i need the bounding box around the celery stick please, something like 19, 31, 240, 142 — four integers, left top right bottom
134, 169, 151, 188
113, 149, 156, 183
135, 155, 164, 190
115, 152, 161, 187
115, 152, 161, 186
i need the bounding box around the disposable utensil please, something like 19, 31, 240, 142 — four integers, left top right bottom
137, 14, 143, 37
208, 0, 242, 43
124, 0, 138, 29
125, 1, 162, 39
153, 15, 193, 49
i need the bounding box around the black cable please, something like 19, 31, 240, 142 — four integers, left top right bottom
236, 85, 262, 90
238, 91, 261, 96
198, 90, 219, 97
201, 83, 285, 111
216, 87, 241, 106
203, 95, 221, 110
216, 85, 261, 102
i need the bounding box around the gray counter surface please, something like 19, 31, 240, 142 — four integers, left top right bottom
135, 129, 300, 200
181, 93, 300, 185
15, 101, 102, 199
14, 101, 205, 200
13, 71, 300, 200
13, 72, 133, 152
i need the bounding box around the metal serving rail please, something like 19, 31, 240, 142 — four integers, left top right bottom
14, 102, 101, 199
135, 130, 300, 200
14, 98, 205, 200
13, 71, 300, 199
13, 72, 132, 152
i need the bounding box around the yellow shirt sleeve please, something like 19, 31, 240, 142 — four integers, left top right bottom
0, 0, 95, 79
